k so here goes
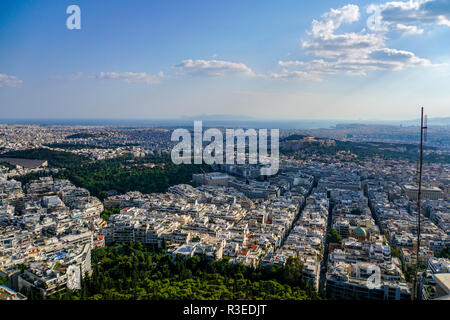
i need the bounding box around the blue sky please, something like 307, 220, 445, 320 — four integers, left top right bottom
0, 0, 450, 120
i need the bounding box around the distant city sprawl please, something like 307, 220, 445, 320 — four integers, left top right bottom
0, 123, 448, 300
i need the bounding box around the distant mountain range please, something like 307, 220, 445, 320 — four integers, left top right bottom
179, 114, 450, 127
397, 117, 450, 126
179, 114, 256, 121
0, 116, 449, 129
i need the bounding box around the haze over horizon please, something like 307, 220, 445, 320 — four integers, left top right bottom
1, 114, 449, 122
1, 0, 450, 120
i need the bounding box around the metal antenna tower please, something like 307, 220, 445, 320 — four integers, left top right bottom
413, 107, 427, 300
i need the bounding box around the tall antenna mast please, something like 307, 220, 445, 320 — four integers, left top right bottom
413, 107, 427, 300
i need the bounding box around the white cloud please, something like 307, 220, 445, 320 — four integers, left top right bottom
372, 0, 450, 32
0, 73, 22, 88
395, 23, 425, 34
301, 32, 385, 59
278, 50, 430, 77
272, 3, 433, 81
278, 60, 305, 67
96, 71, 163, 84
270, 69, 321, 81
368, 48, 431, 66
310, 4, 360, 37
301, 4, 384, 60
175, 59, 255, 77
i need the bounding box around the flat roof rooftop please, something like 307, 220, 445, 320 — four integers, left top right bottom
403, 184, 442, 192
0, 157, 47, 169
435, 273, 450, 294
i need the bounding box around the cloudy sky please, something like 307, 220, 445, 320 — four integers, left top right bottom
1, 0, 450, 120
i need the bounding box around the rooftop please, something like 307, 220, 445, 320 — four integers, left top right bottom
434, 273, 450, 294
0, 157, 47, 169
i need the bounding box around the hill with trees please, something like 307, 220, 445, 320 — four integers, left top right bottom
47, 242, 321, 300
7, 149, 210, 200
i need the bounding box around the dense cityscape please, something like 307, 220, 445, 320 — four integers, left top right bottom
1, 1, 450, 315
0, 123, 448, 301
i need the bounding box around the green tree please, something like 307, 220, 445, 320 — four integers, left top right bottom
391, 248, 401, 259
42, 243, 321, 301
436, 247, 450, 259
327, 228, 342, 244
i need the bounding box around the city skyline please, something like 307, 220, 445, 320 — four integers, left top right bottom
1, 0, 449, 306
1, 0, 450, 120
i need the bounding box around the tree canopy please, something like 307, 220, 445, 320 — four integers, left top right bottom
327, 228, 342, 244
46, 243, 321, 300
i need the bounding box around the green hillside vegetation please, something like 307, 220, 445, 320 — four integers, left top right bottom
282, 134, 309, 141
47, 242, 320, 300
66, 133, 101, 139
8, 149, 210, 200
282, 136, 450, 163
